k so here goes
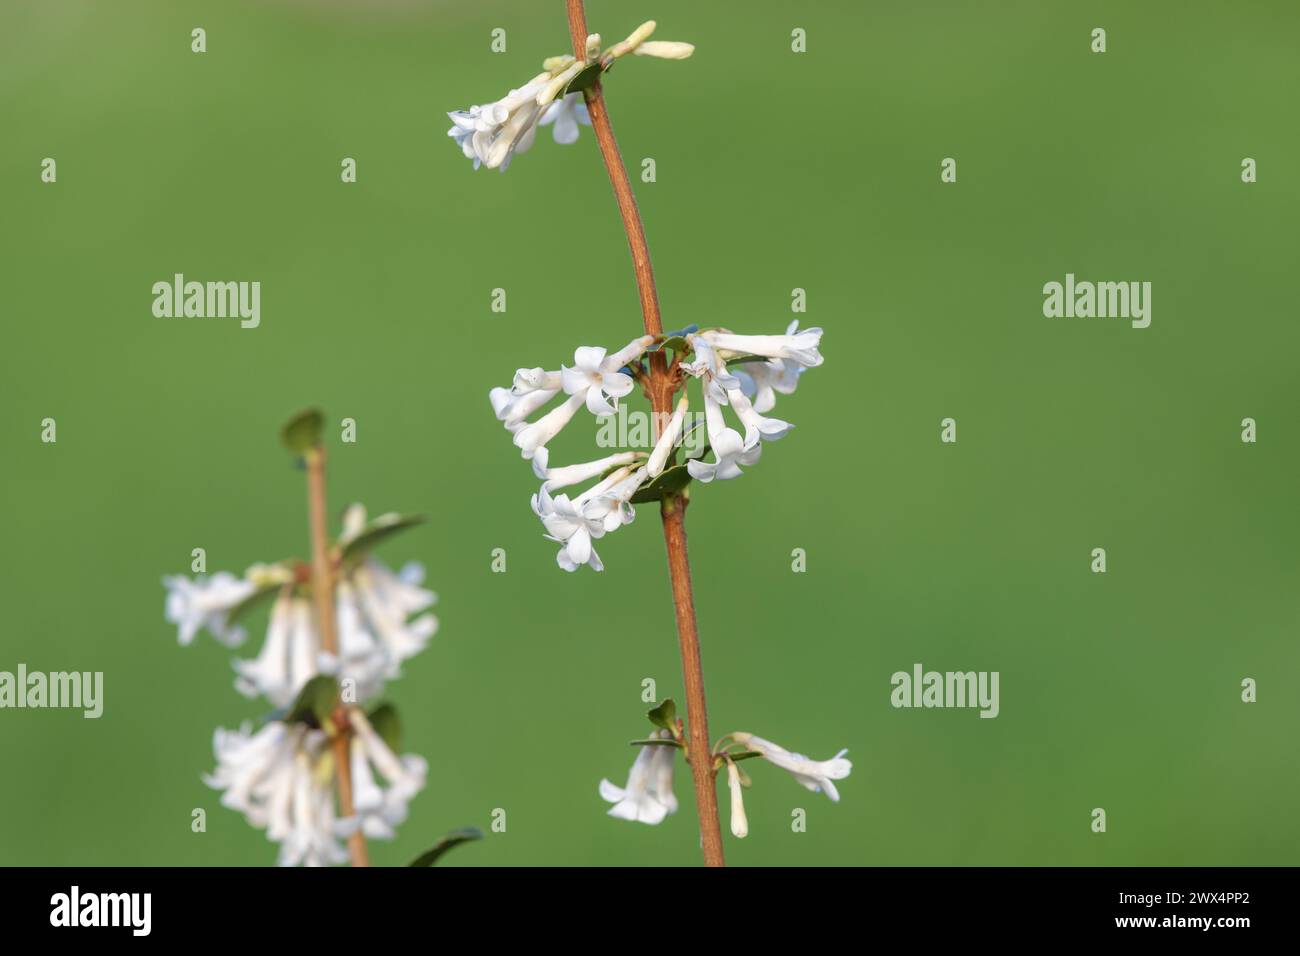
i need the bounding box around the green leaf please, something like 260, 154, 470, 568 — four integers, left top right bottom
728, 750, 764, 763
225, 581, 281, 627
562, 62, 604, 96
367, 702, 402, 752
629, 463, 694, 504
629, 737, 685, 748
281, 407, 324, 455
647, 698, 677, 731
407, 827, 485, 867
339, 513, 427, 565
285, 674, 338, 727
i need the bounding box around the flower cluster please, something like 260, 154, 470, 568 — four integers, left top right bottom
447, 21, 693, 172
164, 504, 435, 866
488, 323, 824, 571
599, 706, 851, 838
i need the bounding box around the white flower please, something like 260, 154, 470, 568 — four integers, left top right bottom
234, 591, 318, 709
490, 386, 559, 433
702, 324, 824, 368
646, 396, 690, 478
599, 731, 678, 824
204, 720, 352, 867
531, 483, 610, 572
531, 447, 643, 492
682, 335, 740, 401
634, 40, 696, 60
726, 381, 793, 443
234, 511, 436, 706
580, 466, 646, 533
448, 73, 554, 172
731, 732, 852, 802
686, 387, 761, 483
726, 759, 748, 838
561, 345, 637, 416
512, 392, 586, 459
348, 708, 428, 840
163, 571, 258, 647
539, 93, 590, 145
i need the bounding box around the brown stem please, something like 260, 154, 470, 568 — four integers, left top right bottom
566, 0, 725, 867
305, 447, 370, 868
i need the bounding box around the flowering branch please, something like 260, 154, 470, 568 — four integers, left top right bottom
304, 445, 369, 867
565, 0, 724, 867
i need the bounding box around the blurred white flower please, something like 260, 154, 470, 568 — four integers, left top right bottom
599, 731, 678, 824
163, 571, 258, 647
726, 759, 748, 838
539, 93, 591, 144
204, 720, 352, 867
228, 506, 437, 707
731, 732, 852, 802
234, 591, 317, 709
347, 708, 428, 840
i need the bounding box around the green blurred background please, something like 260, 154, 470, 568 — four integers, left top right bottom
2, 0, 1298, 866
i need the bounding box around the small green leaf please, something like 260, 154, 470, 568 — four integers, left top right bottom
281, 408, 324, 455
407, 827, 485, 867
285, 674, 338, 727
647, 698, 677, 731
629, 463, 694, 504
339, 513, 427, 565
728, 750, 764, 763
367, 702, 402, 752
562, 62, 604, 96
225, 581, 281, 627
629, 737, 685, 748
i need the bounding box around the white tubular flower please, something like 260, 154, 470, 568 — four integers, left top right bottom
603, 20, 659, 60
647, 396, 690, 478
234, 591, 319, 709
726, 759, 749, 838
726, 382, 793, 443
532, 485, 608, 572
580, 465, 646, 533
731, 732, 852, 802
279, 749, 354, 867
686, 387, 760, 483
447, 73, 555, 172
513, 392, 586, 460
204, 720, 350, 867
682, 335, 740, 399
347, 558, 438, 670
561, 345, 637, 416
163, 571, 257, 647
348, 709, 428, 840
490, 386, 559, 433
634, 40, 695, 60
539, 92, 591, 144
531, 447, 643, 491
702, 324, 824, 368
599, 730, 678, 824
512, 367, 563, 394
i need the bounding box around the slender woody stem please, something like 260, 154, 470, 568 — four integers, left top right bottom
565, 0, 725, 867
305, 447, 370, 868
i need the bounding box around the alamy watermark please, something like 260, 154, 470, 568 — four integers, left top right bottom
1043, 273, 1151, 329
891, 663, 999, 718
152, 273, 260, 329
0, 664, 103, 718
594, 404, 707, 454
